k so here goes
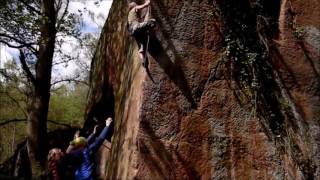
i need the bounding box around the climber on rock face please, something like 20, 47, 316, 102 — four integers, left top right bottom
67, 117, 114, 180
127, 0, 156, 68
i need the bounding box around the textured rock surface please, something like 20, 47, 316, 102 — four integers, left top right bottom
85, 0, 319, 179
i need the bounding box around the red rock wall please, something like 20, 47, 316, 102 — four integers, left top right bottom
85, 0, 319, 179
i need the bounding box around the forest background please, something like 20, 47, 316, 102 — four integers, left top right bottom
0, 0, 112, 168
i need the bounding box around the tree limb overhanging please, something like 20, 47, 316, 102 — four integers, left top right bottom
0, 119, 26, 126
56, 0, 70, 30
0, 40, 35, 53
16, 0, 42, 15
55, 0, 63, 13
0, 69, 13, 80
0, 0, 84, 174
51, 75, 88, 86
0, 118, 74, 129
19, 50, 37, 86
0, 91, 27, 117
0, 33, 38, 53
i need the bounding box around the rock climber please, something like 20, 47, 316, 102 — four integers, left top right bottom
127, 0, 156, 67
67, 117, 114, 180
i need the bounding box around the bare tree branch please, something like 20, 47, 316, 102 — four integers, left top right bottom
0, 33, 37, 46
0, 118, 74, 129
0, 119, 26, 126
55, 0, 63, 10
0, 40, 33, 50
52, 58, 76, 66
51, 78, 88, 86
56, 0, 70, 30
48, 119, 73, 129
0, 67, 32, 98
19, 50, 36, 86
0, 91, 27, 117
0, 69, 13, 80
0, 33, 38, 53
16, 0, 42, 15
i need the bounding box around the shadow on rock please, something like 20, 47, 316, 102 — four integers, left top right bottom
147, 34, 196, 109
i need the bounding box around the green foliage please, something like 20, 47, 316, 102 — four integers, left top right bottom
0, 61, 28, 119
0, 61, 87, 162
0, 0, 81, 63
48, 84, 88, 127
0, 0, 93, 171
279, 97, 291, 112
217, 0, 286, 136
224, 34, 260, 91
0, 70, 27, 162
293, 26, 305, 39
0, 82, 87, 163
0, 122, 26, 163
0, 86, 26, 120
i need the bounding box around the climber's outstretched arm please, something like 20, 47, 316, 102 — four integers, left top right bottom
135, 0, 150, 10
87, 118, 113, 155
86, 125, 98, 145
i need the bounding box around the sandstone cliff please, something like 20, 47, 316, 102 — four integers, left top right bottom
84, 0, 320, 179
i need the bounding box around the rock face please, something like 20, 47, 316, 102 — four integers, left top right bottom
85, 0, 320, 179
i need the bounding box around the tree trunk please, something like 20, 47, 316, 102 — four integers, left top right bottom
26, 0, 56, 177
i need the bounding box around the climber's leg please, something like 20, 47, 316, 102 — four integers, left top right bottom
129, 19, 155, 67
138, 43, 145, 62
137, 41, 148, 68
143, 33, 150, 68
138, 51, 144, 60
